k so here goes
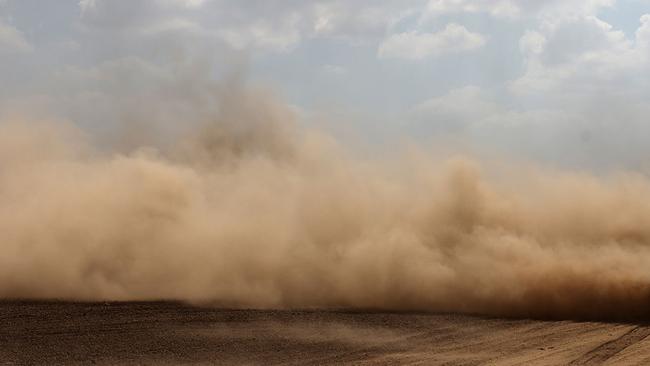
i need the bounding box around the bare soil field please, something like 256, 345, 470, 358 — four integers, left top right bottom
2, 301, 650, 365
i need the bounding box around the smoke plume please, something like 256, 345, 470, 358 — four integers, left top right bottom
2, 86, 650, 321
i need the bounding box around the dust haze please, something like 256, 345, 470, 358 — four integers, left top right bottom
2, 84, 650, 321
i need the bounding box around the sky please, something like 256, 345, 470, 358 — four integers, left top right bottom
1, 0, 650, 170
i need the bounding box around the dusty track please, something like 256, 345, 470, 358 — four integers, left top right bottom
2, 301, 650, 365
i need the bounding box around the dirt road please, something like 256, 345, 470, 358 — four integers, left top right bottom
2, 301, 650, 365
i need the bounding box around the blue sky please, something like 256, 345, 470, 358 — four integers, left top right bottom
1, 0, 650, 169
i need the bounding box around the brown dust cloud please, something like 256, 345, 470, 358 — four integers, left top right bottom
2, 86, 650, 321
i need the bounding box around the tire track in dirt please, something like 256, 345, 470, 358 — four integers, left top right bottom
569, 326, 650, 365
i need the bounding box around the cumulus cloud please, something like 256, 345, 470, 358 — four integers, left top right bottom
496, 13, 649, 169
322, 64, 347, 75
78, 0, 204, 33
512, 15, 646, 96
378, 23, 486, 60
76, 0, 421, 52
215, 14, 303, 52
2, 0, 650, 171
422, 0, 521, 19
411, 86, 502, 133
210, 0, 421, 50
175, 0, 206, 8
637, 14, 650, 51
421, 0, 616, 20
310, 1, 419, 41
412, 73, 650, 168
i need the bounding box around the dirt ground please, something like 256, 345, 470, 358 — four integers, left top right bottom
2, 301, 650, 365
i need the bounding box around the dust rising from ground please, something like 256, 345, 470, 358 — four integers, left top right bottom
2, 86, 650, 321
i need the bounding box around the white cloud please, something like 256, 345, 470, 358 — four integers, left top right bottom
512, 15, 645, 96
79, 0, 166, 30
215, 13, 303, 52
323, 64, 347, 75
410, 83, 650, 169
519, 31, 546, 56
78, 0, 208, 33
79, 0, 95, 13
407, 9, 650, 169
77, 0, 423, 52
3, 0, 650, 170
311, 1, 418, 42
0, 20, 32, 53
175, 0, 206, 8
532, 0, 616, 19
421, 0, 616, 20
411, 86, 502, 133
210, 1, 421, 50
80, 0, 206, 13
378, 23, 486, 60
637, 14, 650, 51
422, 0, 520, 19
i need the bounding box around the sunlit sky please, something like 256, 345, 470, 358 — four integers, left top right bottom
1, 0, 650, 169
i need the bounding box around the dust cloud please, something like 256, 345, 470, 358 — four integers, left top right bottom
2, 86, 650, 321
